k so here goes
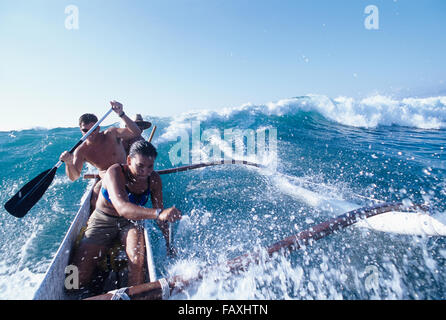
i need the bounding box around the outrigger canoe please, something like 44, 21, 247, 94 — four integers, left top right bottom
33, 179, 158, 300
32, 160, 446, 300
84, 201, 441, 300
32, 160, 260, 300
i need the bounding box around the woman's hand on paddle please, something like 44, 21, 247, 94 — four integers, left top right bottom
158, 207, 182, 223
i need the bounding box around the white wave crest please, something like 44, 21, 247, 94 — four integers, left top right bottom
268, 94, 446, 129
159, 95, 446, 143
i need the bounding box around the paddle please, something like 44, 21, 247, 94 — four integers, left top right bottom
4, 108, 114, 218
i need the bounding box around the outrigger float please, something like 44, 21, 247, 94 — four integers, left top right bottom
32, 159, 446, 300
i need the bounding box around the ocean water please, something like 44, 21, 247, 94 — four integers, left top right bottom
0, 94, 445, 300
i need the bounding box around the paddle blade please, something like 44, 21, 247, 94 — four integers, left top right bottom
4, 167, 58, 218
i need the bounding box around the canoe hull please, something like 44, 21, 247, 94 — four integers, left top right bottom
33, 182, 156, 300
33, 185, 93, 300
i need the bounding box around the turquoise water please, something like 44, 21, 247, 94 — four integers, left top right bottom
1, 95, 445, 299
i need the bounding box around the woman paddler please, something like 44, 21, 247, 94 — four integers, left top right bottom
71, 140, 182, 289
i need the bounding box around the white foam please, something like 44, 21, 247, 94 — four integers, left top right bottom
3, 95, 445, 133
0, 265, 44, 300
0, 218, 48, 300
356, 211, 446, 236
269, 172, 359, 214
265, 171, 446, 237
158, 95, 446, 145
268, 94, 446, 129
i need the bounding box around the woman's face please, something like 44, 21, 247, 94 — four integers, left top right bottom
127, 154, 155, 180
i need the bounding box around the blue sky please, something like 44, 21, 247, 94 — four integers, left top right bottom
0, 0, 445, 131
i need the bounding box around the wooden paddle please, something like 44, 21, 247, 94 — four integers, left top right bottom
4, 108, 114, 218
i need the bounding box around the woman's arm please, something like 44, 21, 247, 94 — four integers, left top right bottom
103, 165, 181, 222
103, 165, 159, 220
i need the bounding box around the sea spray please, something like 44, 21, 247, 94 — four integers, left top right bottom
0, 94, 445, 299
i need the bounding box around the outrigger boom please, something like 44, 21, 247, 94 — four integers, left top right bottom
34, 153, 446, 300
85, 201, 429, 300
32, 128, 446, 300
34, 152, 446, 300
83, 160, 261, 180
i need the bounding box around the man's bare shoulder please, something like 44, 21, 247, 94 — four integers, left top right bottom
73, 142, 88, 157
103, 126, 119, 136
77, 139, 97, 159
104, 127, 128, 143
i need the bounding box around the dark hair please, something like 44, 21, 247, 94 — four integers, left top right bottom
129, 140, 158, 159
79, 114, 98, 126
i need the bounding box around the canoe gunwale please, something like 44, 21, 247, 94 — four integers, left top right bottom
33, 179, 158, 300
33, 181, 96, 300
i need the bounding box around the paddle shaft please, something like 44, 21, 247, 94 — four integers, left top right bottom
55, 107, 114, 169
4, 107, 114, 218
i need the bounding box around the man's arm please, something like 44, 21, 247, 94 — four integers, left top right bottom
59, 149, 85, 181
109, 100, 142, 140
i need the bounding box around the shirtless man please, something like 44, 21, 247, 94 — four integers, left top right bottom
59, 101, 141, 211
72, 140, 182, 288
